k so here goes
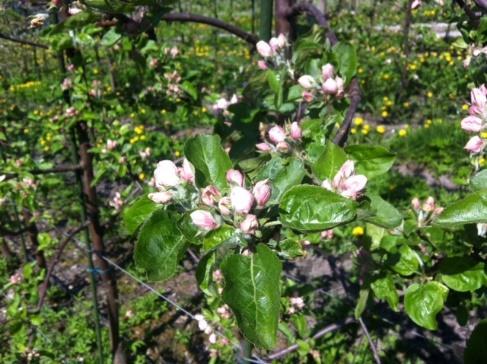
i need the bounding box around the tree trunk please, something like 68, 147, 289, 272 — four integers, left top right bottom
275, 0, 296, 38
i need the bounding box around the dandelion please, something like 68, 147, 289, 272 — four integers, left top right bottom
352, 226, 365, 236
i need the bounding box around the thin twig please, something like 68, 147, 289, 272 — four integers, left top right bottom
36, 222, 89, 311
0, 32, 48, 49
358, 317, 382, 364
2, 164, 83, 181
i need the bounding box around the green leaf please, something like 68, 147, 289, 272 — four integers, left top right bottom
464, 319, 487, 364
101, 28, 122, 47
404, 282, 448, 330
313, 142, 347, 181
345, 144, 395, 178
266, 70, 281, 95
279, 185, 357, 231
134, 210, 187, 281
221, 244, 282, 349
203, 225, 235, 251
332, 42, 357, 81
354, 288, 369, 319
196, 252, 216, 295
391, 244, 422, 276
181, 81, 198, 100
438, 257, 485, 292
371, 275, 399, 311
364, 194, 403, 229
122, 196, 161, 235
435, 191, 487, 227
470, 170, 487, 191
184, 135, 232, 190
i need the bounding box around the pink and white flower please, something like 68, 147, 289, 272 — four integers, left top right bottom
226, 169, 244, 187
201, 185, 221, 206
240, 214, 259, 235
148, 191, 173, 204
230, 186, 254, 214
322, 160, 367, 200
190, 210, 220, 231
268, 125, 287, 144
154, 160, 181, 187
256, 41, 274, 58
253, 179, 272, 207
464, 135, 486, 154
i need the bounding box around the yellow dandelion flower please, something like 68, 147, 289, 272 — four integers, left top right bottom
399, 129, 407, 137
481, 132, 487, 139
427, 91, 433, 98
352, 226, 365, 236
354, 117, 364, 126
376, 125, 386, 134
138, 173, 145, 181
462, 104, 469, 111
381, 110, 389, 118
351, 128, 357, 135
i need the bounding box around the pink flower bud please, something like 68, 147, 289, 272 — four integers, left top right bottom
276, 33, 287, 48
148, 191, 173, 204
256, 41, 273, 58
226, 169, 244, 187
339, 175, 367, 200
201, 185, 221, 206
269, 37, 280, 52
106, 139, 117, 151
298, 75, 316, 89
218, 196, 232, 216
190, 210, 220, 231
422, 196, 436, 212
321, 230, 334, 240
276, 141, 290, 153
61, 78, 72, 91
257, 60, 268, 70
268, 125, 286, 144
240, 214, 259, 235
154, 160, 181, 187
253, 180, 272, 207
302, 91, 314, 103
231, 186, 254, 214
179, 158, 195, 183
322, 78, 338, 95
256, 143, 272, 152
471, 85, 487, 110
411, 0, 422, 9
321, 64, 335, 80
464, 136, 486, 154
321, 179, 333, 191
290, 122, 302, 140
411, 197, 421, 211
461, 116, 483, 132
433, 207, 444, 216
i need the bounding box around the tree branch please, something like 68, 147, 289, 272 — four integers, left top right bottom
359, 317, 382, 364
266, 318, 355, 360
36, 222, 89, 311
160, 13, 259, 45
2, 164, 83, 181
0, 32, 48, 49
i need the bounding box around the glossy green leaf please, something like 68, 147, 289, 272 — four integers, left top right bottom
196, 252, 216, 295
184, 135, 232, 190
470, 170, 487, 191
364, 194, 403, 229
391, 244, 422, 276
313, 142, 347, 181
464, 319, 487, 364
435, 191, 487, 227
221, 244, 282, 349
203, 225, 235, 251
439, 257, 485, 292
371, 275, 399, 311
404, 282, 448, 330
354, 288, 369, 319
122, 195, 161, 235
134, 210, 187, 281
280, 185, 357, 231
332, 42, 357, 81
345, 144, 395, 178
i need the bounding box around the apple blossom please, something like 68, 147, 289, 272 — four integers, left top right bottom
464, 136, 486, 154
106, 139, 117, 151
180, 158, 195, 183
154, 160, 181, 187
411, 0, 422, 9
298, 75, 316, 89
411, 197, 421, 211
226, 169, 244, 186
240, 214, 259, 235
201, 185, 221, 206
256, 142, 272, 152
335, 77, 345, 97
322, 64, 335, 80
322, 78, 338, 95
148, 191, 173, 204
190, 210, 220, 231
276, 141, 290, 153
323, 160, 367, 200
253, 179, 272, 207
302, 91, 314, 103
461, 116, 483, 132
290, 122, 302, 140
422, 196, 436, 212
321, 230, 334, 240
257, 60, 268, 70
268, 125, 287, 144
256, 40, 273, 58
230, 186, 254, 214
61, 78, 72, 91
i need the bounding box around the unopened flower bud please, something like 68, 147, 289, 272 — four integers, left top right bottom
218, 196, 232, 216
154, 160, 181, 187
148, 191, 173, 204
231, 186, 254, 214
422, 196, 436, 212
190, 210, 220, 231
268, 125, 287, 144
253, 179, 272, 207
240, 214, 259, 235
276, 141, 290, 153
226, 169, 244, 187
322, 78, 338, 95
180, 158, 195, 183
298, 75, 316, 89
290, 122, 302, 140
201, 185, 221, 206
256, 41, 273, 58
411, 197, 421, 211
256, 143, 272, 152
321, 64, 335, 80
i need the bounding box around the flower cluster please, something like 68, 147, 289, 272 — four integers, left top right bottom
212, 94, 238, 116
411, 196, 443, 227
256, 34, 289, 69
256, 123, 302, 153
321, 160, 367, 200
461, 85, 487, 155
149, 160, 272, 235
297, 63, 345, 102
